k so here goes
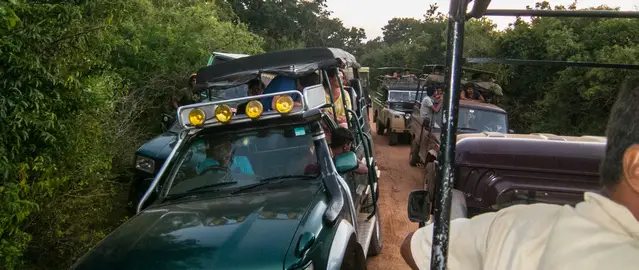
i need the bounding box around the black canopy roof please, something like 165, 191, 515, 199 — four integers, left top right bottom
196, 47, 359, 84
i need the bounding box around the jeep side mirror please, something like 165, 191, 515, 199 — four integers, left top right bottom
334, 152, 358, 173
408, 190, 430, 224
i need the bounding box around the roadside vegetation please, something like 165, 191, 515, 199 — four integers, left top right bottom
0, 0, 636, 269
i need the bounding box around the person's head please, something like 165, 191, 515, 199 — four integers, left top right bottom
298, 72, 320, 90
205, 137, 235, 167
330, 127, 355, 155
322, 68, 340, 91
464, 84, 474, 96
248, 79, 264, 96
600, 78, 639, 220
189, 74, 197, 88
393, 72, 399, 78
433, 85, 443, 98
403, 69, 411, 75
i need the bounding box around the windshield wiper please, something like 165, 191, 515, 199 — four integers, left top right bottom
259, 174, 318, 182
230, 175, 317, 195
163, 181, 238, 202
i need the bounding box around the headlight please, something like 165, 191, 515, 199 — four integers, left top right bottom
135, 156, 155, 174
404, 114, 410, 120
275, 96, 294, 114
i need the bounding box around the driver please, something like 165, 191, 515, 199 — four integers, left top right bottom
196, 137, 254, 175
401, 78, 639, 270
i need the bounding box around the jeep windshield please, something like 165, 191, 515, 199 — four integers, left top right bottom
163, 124, 320, 197
388, 90, 422, 103
432, 107, 507, 133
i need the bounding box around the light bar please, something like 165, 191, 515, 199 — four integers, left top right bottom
176, 84, 326, 130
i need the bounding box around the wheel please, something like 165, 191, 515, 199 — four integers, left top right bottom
376, 118, 385, 135
340, 238, 367, 270
367, 212, 383, 256
388, 131, 398, 146
408, 143, 420, 167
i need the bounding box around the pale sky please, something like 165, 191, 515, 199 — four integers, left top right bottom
326, 0, 638, 40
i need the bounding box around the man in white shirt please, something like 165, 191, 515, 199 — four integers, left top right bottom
401, 78, 639, 270
420, 86, 442, 128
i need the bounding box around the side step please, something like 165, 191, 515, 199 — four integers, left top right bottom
356, 213, 376, 259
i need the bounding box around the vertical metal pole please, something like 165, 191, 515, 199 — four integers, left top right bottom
323, 70, 339, 121
429, 0, 467, 269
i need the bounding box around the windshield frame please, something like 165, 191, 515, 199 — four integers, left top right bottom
157, 122, 327, 201
431, 106, 508, 133
387, 90, 421, 103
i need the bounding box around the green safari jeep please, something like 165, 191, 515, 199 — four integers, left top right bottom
73, 48, 382, 270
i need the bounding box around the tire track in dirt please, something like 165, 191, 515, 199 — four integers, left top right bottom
366, 120, 424, 270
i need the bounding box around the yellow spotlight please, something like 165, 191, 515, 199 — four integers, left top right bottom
245, 100, 263, 119
215, 104, 233, 123
188, 108, 206, 126
275, 96, 294, 114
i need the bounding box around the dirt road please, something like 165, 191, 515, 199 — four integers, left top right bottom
366, 121, 424, 270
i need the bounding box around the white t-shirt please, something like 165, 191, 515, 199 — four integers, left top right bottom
411, 192, 639, 270
420, 96, 434, 121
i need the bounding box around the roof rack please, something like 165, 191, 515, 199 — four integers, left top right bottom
176, 84, 326, 130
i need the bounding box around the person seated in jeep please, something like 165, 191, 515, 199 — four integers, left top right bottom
460, 83, 485, 103
196, 137, 254, 176
330, 127, 368, 175
401, 78, 639, 270
322, 69, 352, 128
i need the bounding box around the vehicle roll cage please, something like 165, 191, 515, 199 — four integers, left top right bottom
429, 1, 639, 269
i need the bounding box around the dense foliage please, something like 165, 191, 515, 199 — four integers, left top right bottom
0, 0, 263, 269
0, 0, 637, 269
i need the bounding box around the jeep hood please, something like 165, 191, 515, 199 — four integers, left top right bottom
73, 183, 322, 270
136, 132, 177, 160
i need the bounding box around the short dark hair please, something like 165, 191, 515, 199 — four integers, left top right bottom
331, 127, 354, 148
248, 79, 262, 89
298, 72, 320, 88
322, 68, 339, 88
600, 77, 639, 188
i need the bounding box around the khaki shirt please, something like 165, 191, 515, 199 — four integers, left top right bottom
411, 192, 639, 270
175, 87, 198, 107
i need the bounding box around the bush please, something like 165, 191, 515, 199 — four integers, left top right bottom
0, 0, 263, 269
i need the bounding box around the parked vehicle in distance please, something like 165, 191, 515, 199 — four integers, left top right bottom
408, 99, 509, 167
372, 73, 424, 145
78, 47, 382, 270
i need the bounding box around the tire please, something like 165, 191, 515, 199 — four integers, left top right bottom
341, 238, 367, 270
376, 119, 385, 135
367, 212, 383, 256
388, 131, 398, 146
408, 143, 420, 167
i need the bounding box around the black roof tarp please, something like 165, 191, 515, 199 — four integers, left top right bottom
196, 47, 359, 84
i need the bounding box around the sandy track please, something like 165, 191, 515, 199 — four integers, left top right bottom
366, 120, 424, 270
